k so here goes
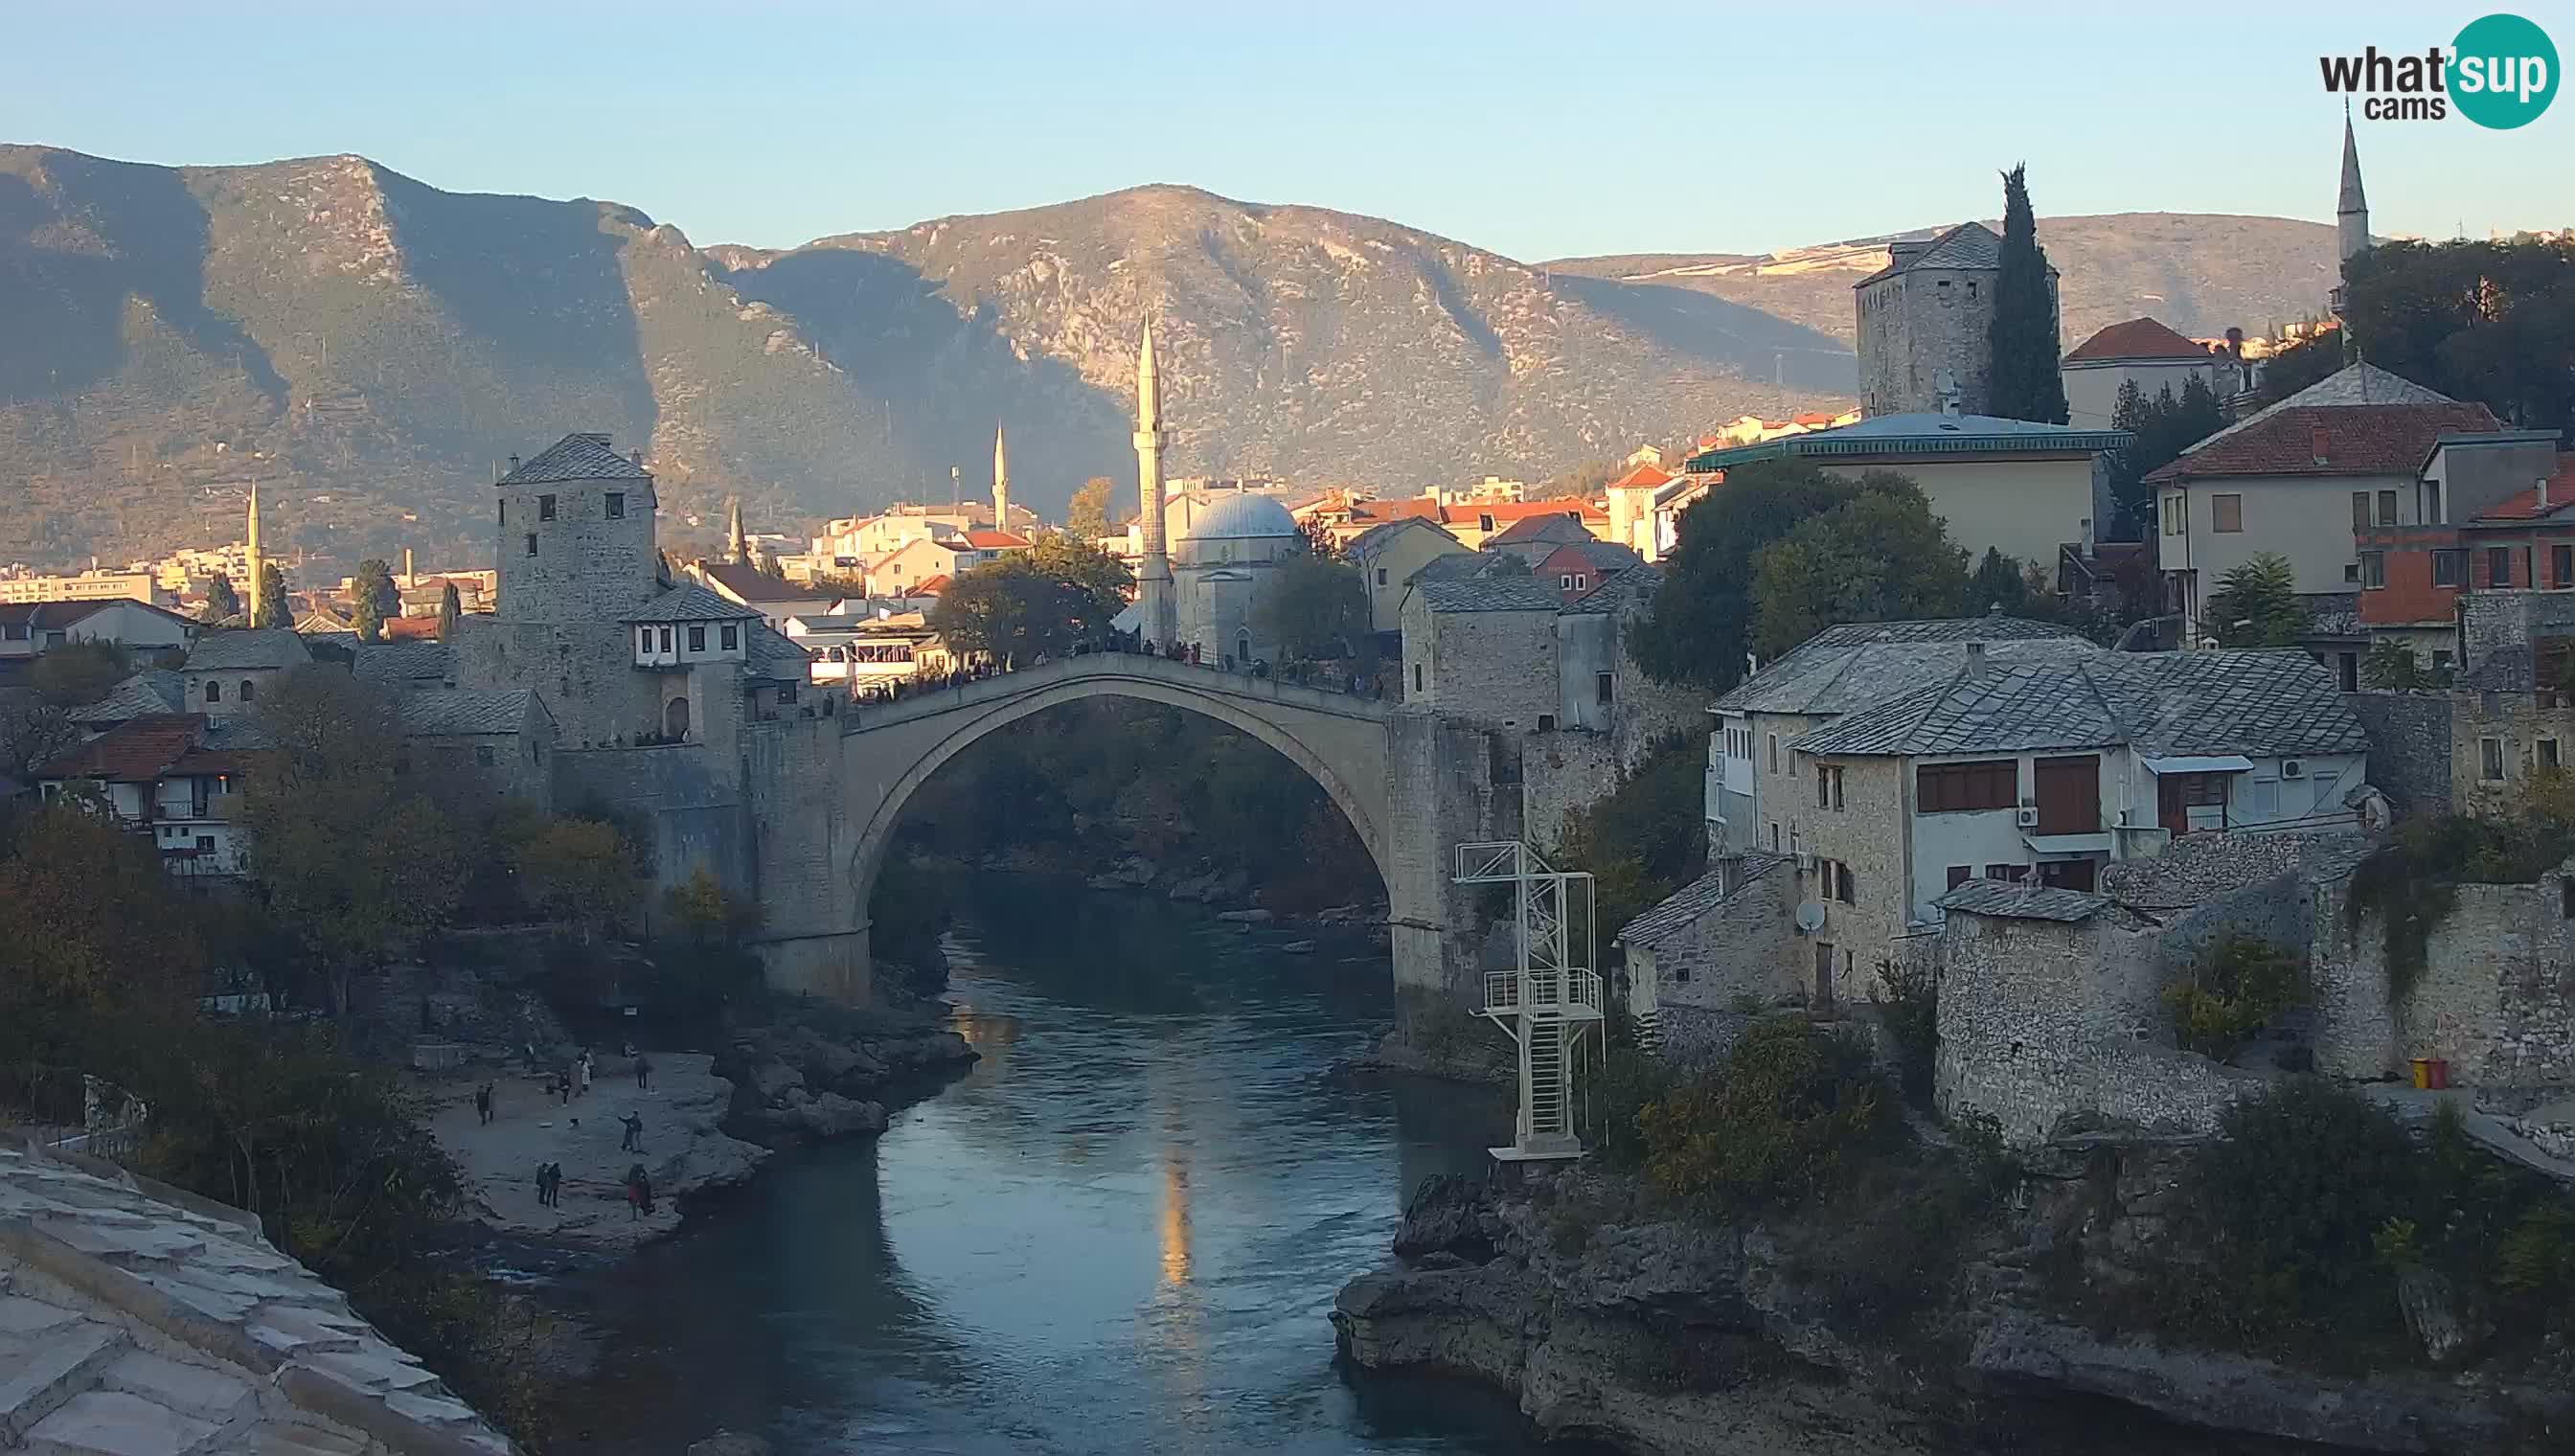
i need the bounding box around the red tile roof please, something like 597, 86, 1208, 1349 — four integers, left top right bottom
2065, 316, 2212, 364
2143, 403, 2507, 484
2470, 455, 2575, 521
1607, 463, 1675, 492
911, 575, 951, 595
379, 616, 443, 640
34, 714, 209, 783
1791, 412, 1836, 426
962, 530, 1029, 550
1347, 498, 1446, 524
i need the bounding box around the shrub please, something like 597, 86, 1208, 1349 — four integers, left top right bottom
1868, 956, 1939, 1105
2348, 813, 2575, 998
1636, 1018, 1892, 1210
2164, 935, 2304, 1058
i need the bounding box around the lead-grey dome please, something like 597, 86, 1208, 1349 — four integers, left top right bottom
1179, 492, 1300, 542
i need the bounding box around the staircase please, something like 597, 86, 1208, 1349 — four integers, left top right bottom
1456, 841, 1603, 1162
1525, 1013, 1568, 1141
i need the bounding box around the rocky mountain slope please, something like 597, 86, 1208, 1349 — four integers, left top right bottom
1548, 214, 2343, 348
1, 142, 2338, 573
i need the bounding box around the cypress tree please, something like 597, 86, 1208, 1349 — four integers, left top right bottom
436, 581, 462, 641
1987, 164, 2068, 423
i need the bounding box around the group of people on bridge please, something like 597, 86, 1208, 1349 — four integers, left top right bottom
842, 630, 1386, 716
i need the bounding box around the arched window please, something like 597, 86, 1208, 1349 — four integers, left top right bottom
664, 696, 691, 739
204, 680, 221, 703
239, 679, 255, 702
1236, 629, 1252, 664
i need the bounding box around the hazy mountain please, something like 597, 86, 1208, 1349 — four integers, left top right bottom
1, 143, 2338, 575
1547, 214, 2344, 349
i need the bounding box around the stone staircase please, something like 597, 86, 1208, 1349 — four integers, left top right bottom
0, 1141, 511, 1455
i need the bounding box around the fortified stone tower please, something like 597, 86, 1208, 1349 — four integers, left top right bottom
1853, 221, 2055, 418
492, 432, 661, 623
1134, 329, 1177, 646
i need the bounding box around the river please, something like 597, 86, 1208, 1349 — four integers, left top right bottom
558, 877, 1565, 1455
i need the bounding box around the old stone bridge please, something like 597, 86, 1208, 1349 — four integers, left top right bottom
776, 652, 1511, 1005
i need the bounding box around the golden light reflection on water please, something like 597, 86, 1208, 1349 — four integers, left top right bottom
1158, 1155, 1193, 1287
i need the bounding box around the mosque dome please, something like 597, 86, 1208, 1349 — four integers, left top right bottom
1179, 491, 1300, 542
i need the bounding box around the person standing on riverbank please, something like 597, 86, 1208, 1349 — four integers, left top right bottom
473, 1083, 492, 1125
620, 1110, 643, 1152
578, 1052, 592, 1097
635, 1054, 651, 1091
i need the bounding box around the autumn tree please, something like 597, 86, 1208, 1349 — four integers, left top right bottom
241, 666, 463, 1014
1988, 164, 2069, 424
203, 574, 241, 623
1748, 478, 1971, 658
1253, 549, 1367, 663
930, 538, 1131, 664
29, 639, 132, 706
519, 818, 639, 942
2255, 330, 2345, 406
0, 691, 80, 779
1066, 476, 1122, 540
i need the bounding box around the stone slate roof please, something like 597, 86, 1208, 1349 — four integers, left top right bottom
352, 639, 455, 688
744, 622, 812, 683
496, 431, 647, 486
2099, 830, 2375, 909
1617, 854, 1788, 948
398, 689, 540, 738
2461, 644, 2535, 691
1855, 221, 2009, 285
1411, 551, 1524, 584
1485, 513, 1596, 547
1934, 878, 2110, 921
627, 581, 763, 624
183, 627, 310, 671
75, 669, 185, 723
1711, 618, 2095, 717
0, 1140, 513, 1454
1562, 563, 1664, 616
1792, 648, 2370, 760
1416, 577, 1569, 614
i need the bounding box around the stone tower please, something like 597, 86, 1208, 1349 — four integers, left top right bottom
2336, 110, 2371, 269
242, 480, 263, 625
725, 496, 748, 565
493, 432, 661, 624
1851, 222, 2045, 418
1133, 329, 1177, 646
991, 424, 1012, 531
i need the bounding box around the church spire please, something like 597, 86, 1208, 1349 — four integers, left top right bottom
991, 423, 1011, 530
2337, 107, 2370, 264
725, 496, 747, 564
243, 480, 263, 626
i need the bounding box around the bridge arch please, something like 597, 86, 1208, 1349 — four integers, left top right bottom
836, 656, 1400, 991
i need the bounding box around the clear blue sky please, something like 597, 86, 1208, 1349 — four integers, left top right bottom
10, 1, 2570, 260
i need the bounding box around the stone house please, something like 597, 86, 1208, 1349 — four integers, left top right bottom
1399, 577, 1563, 722
1681, 411, 2129, 571
1853, 220, 2053, 419
1538, 538, 1645, 604
2145, 363, 2506, 644
179, 628, 310, 717
2060, 316, 2225, 431
395, 688, 557, 808
1480, 512, 1598, 567
1348, 517, 1470, 634
1618, 853, 1799, 1044
32, 712, 255, 880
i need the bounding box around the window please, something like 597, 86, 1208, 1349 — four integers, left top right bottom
1412, 665, 1424, 693
688, 625, 706, 651
1560, 575, 1575, 590
1835, 863, 1857, 904
2352, 492, 2372, 533
2345, 563, 2361, 582
2161, 494, 2183, 536
196, 835, 214, 853
475, 744, 496, 766
606, 491, 626, 519
2377, 489, 2398, 527
1769, 822, 1780, 851
778, 681, 797, 705
525, 533, 537, 557
1376, 568, 1388, 586
1947, 865, 1971, 889
238, 679, 254, 702
2482, 737, 2506, 782
2360, 552, 2385, 589
639, 627, 653, 653
1477, 513, 1495, 534
2555, 545, 2572, 589
2433, 648, 2454, 671
2541, 739, 2563, 771
1816, 763, 1845, 810
1984, 863, 2019, 882
720, 625, 739, 649
204, 680, 221, 703
1537, 714, 1556, 732
1767, 734, 1779, 773
1967, 280, 1978, 301
2489, 546, 2513, 587
1574, 575, 1589, 591
1595, 671, 1613, 706
538, 493, 558, 521
2426, 481, 2443, 524
1916, 760, 2017, 812
497, 500, 506, 524
659, 626, 673, 652
2212, 494, 2244, 533
2433, 549, 2465, 586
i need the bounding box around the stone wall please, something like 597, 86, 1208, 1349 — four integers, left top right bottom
493, 476, 661, 623
1632, 855, 1801, 1013
2344, 691, 2451, 815
2450, 690, 2575, 817
1782, 753, 1911, 1004
1387, 709, 1523, 1002
2313, 868, 2575, 1085
454, 615, 661, 751
1857, 266, 2001, 416
554, 740, 749, 901
741, 716, 867, 999
1520, 729, 1621, 857
1410, 603, 1560, 729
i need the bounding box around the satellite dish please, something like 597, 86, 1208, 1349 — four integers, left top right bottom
1793, 901, 1828, 935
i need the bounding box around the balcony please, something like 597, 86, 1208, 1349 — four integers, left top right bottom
1482, 968, 1604, 1020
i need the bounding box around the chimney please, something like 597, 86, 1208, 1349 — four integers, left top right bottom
2542, 475, 2553, 510
2310, 427, 2330, 466
508, 454, 521, 473
1966, 641, 1989, 679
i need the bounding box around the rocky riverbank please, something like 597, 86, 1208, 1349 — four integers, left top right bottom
1333, 1168, 2575, 1455
716, 1004, 979, 1146
959, 843, 1395, 948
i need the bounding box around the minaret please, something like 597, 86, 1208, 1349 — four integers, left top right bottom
242, 480, 263, 626
991, 424, 1012, 531
725, 497, 747, 564
2336, 108, 2370, 268
1133, 328, 1176, 647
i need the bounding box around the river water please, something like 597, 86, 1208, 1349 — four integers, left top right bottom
560, 878, 1561, 1455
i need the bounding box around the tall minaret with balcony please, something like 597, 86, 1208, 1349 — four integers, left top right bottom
2333, 108, 2370, 340
991, 424, 1012, 531
242, 481, 264, 625
1133, 329, 1177, 646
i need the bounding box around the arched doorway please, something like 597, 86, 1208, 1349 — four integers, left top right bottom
665, 696, 691, 739
1235, 629, 1252, 667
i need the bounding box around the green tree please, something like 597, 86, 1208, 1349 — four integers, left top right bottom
241, 667, 463, 1014
1987, 164, 2069, 424
1748, 477, 1971, 658
520, 818, 639, 942
1557, 735, 1707, 948
2360, 639, 2440, 690
203, 574, 241, 623
352, 557, 399, 644
0, 692, 80, 779
1252, 549, 1367, 662
931, 538, 1131, 664
1970, 547, 2030, 614
28, 639, 133, 706
253, 561, 290, 628
2343, 238, 2575, 434
2201, 552, 2305, 648
436, 581, 461, 641
1629, 459, 1861, 689
2255, 330, 2345, 406
1066, 476, 1121, 539
2108, 375, 2226, 535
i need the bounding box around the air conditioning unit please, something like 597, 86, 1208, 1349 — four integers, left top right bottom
2015, 806, 2041, 828
2281, 760, 2306, 779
